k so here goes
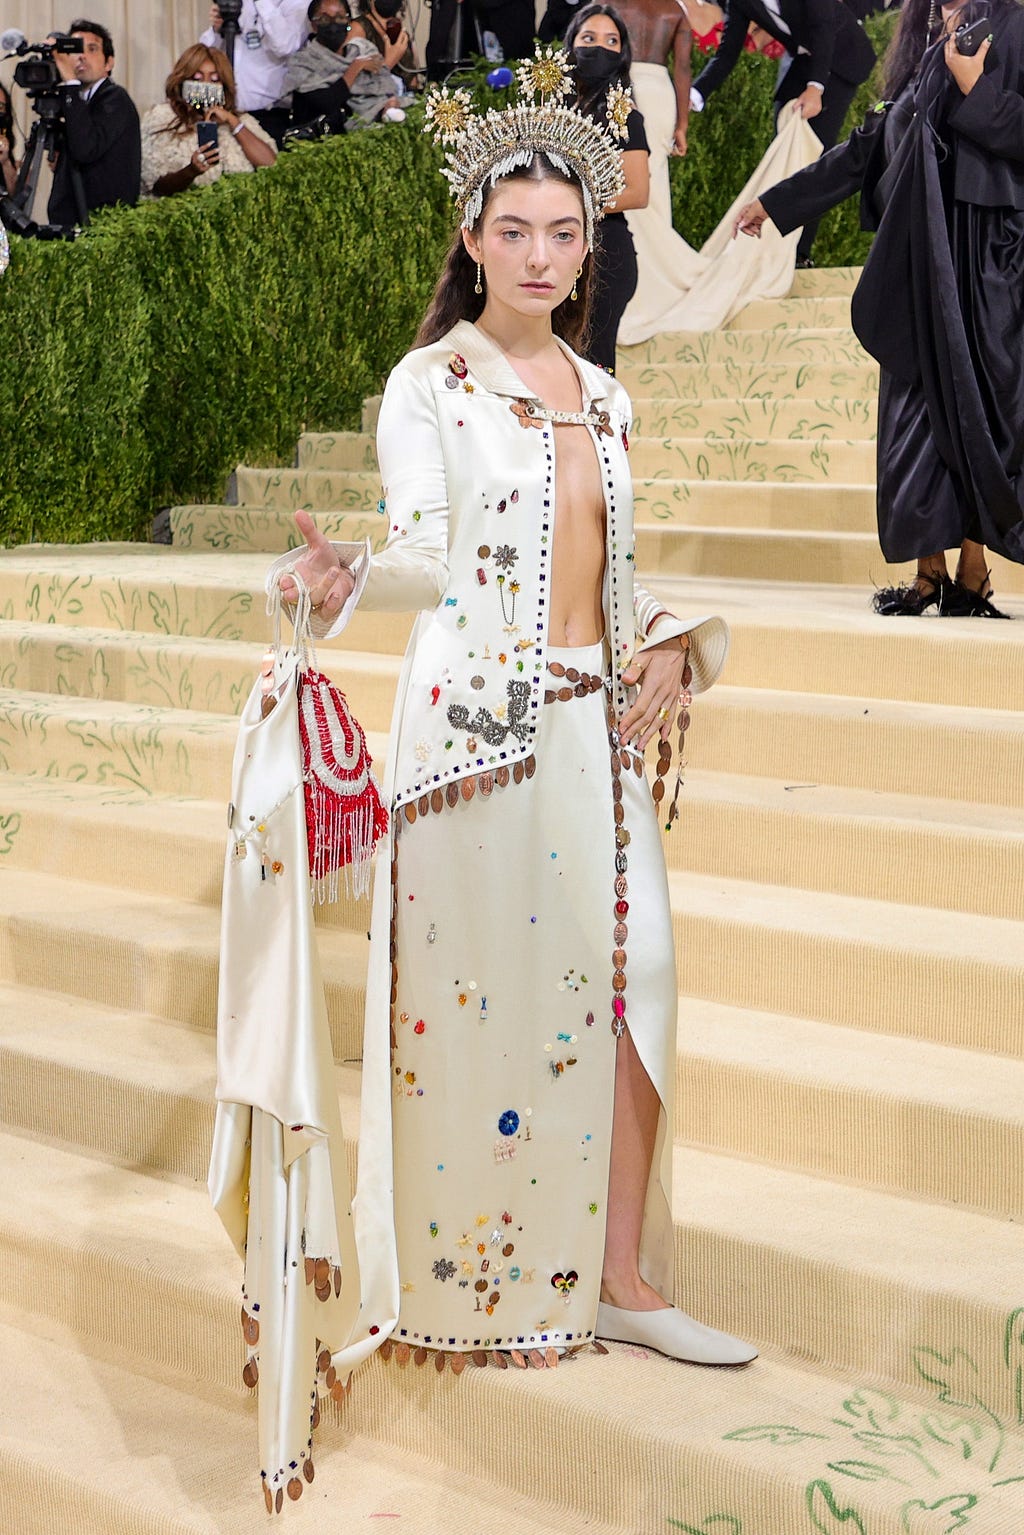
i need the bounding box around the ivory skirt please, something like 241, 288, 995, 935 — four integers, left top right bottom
384, 642, 678, 1353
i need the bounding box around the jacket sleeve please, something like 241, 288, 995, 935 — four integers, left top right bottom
355, 360, 451, 613
948, 69, 1024, 163
760, 105, 886, 233
259, 0, 314, 59
799, 0, 839, 88
61, 85, 139, 167
692, 3, 751, 104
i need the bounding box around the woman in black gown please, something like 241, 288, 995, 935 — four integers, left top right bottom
735, 0, 1024, 617
566, 5, 651, 372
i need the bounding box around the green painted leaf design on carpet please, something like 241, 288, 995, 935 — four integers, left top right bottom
898, 1493, 977, 1532
724, 1424, 830, 1445
806, 1479, 869, 1533
667, 1516, 744, 1534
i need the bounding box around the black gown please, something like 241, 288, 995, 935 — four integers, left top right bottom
760, 2, 1024, 565
588, 105, 649, 374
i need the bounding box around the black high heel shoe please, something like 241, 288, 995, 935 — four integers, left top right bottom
942, 573, 1013, 619
871, 571, 949, 616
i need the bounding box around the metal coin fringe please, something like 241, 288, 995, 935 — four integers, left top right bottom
377, 1337, 608, 1371
246, 1305, 347, 1513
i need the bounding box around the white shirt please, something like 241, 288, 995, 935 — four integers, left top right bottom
200, 0, 311, 112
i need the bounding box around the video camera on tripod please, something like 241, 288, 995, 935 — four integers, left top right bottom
0, 29, 87, 237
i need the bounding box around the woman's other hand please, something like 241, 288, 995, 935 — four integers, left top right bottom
945, 31, 991, 94
280, 509, 356, 618
384, 28, 409, 67
733, 197, 768, 238
619, 637, 690, 750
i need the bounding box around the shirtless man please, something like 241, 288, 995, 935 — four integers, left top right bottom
604, 0, 693, 153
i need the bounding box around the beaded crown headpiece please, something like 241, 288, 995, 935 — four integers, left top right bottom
424, 47, 632, 243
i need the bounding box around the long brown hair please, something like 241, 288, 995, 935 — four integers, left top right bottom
416, 155, 596, 353
163, 45, 238, 130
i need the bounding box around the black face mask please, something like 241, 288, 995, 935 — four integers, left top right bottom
374, 0, 402, 18
573, 44, 621, 84
314, 19, 350, 51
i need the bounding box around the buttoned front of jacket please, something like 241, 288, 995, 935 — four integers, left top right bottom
270, 320, 728, 810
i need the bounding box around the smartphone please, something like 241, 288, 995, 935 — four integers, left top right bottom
197, 120, 220, 152
956, 16, 992, 54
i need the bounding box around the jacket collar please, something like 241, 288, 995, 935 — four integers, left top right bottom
446, 319, 611, 410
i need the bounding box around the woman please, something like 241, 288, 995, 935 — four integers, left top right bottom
140, 45, 276, 199
344, 1, 414, 125
736, 0, 1024, 617
273, 60, 757, 1370
566, 5, 651, 371
0, 83, 18, 198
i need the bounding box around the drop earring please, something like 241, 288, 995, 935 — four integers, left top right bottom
474, 262, 483, 296
571, 266, 582, 302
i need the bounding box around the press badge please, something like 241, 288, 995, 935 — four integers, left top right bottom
244, 28, 262, 47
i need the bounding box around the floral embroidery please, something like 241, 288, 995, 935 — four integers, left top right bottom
448, 679, 531, 746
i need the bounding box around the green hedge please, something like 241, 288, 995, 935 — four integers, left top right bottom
0, 10, 896, 546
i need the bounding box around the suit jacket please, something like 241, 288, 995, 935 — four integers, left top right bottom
49, 77, 141, 227
693, 0, 876, 103
268, 321, 729, 811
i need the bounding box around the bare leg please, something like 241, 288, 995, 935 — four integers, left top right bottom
600, 1029, 669, 1311
955, 539, 991, 594
914, 551, 949, 591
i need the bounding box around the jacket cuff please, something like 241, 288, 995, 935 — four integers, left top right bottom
264, 538, 371, 640
635, 612, 730, 694
947, 71, 996, 139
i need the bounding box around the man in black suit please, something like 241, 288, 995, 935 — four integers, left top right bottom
691, 0, 876, 261
48, 19, 140, 228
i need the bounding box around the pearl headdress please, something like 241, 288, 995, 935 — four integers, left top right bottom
424, 47, 632, 243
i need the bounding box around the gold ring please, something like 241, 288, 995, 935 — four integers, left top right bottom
657, 707, 670, 721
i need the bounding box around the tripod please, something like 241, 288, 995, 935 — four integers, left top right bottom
0, 94, 87, 236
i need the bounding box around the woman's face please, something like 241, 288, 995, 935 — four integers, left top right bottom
464, 176, 588, 320
575, 13, 622, 51
191, 59, 222, 84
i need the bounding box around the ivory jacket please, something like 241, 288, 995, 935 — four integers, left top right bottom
269, 320, 728, 810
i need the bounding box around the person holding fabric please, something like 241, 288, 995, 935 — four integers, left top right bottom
141, 45, 276, 198
691, 0, 876, 264
272, 52, 757, 1371
566, 6, 650, 371
735, 0, 1024, 616
274, 0, 386, 134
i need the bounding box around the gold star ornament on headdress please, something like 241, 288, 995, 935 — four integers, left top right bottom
423, 47, 631, 243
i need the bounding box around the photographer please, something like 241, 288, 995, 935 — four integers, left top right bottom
0, 83, 18, 196
201, 1, 311, 126
274, 0, 384, 134
47, 20, 140, 227
141, 45, 276, 199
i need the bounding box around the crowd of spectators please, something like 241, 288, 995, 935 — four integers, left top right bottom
0, 0, 434, 235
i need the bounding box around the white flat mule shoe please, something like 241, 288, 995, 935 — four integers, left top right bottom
595, 1301, 758, 1366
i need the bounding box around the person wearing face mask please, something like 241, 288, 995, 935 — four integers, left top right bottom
0, 83, 18, 198
340, 0, 416, 125
275, 0, 388, 134
140, 45, 276, 199
566, 6, 650, 372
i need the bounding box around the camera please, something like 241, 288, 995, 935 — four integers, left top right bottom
8, 35, 84, 98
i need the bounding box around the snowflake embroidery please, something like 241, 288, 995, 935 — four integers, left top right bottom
432, 1258, 457, 1283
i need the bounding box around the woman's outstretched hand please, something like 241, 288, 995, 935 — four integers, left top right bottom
619, 637, 690, 750
733, 197, 768, 239
280, 509, 355, 620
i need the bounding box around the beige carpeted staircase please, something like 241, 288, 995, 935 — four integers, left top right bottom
2, 266, 1024, 1535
